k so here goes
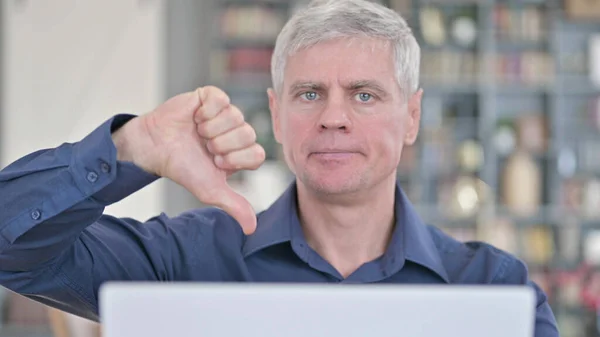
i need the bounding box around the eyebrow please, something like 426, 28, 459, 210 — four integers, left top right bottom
288, 81, 326, 94
346, 80, 389, 98
287, 80, 389, 98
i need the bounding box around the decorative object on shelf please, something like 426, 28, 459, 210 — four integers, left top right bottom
557, 147, 578, 179
590, 34, 600, 87
502, 150, 542, 216
515, 113, 548, 155
419, 6, 446, 46
479, 216, 518, 255
583, 178, 600, 218
453, 176, 481, 217
457, 139, 484, 173
584, 230, 600, 265
521, 225, 555, 266
441, 175, 490, 219
494, 120, 517, 156
451, 15, 477, 47
565, 0, 600, 20
562, 178, 584, 213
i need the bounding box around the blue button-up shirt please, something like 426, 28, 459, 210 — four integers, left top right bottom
0, 115, 558, 336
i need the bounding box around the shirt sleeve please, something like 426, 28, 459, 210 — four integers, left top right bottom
492, 257, 560, 337
0, 115, 243, 322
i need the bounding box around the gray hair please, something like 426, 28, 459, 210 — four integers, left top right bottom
271, 0, 420, 99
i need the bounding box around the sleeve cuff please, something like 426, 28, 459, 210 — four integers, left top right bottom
70, 114, 160, 206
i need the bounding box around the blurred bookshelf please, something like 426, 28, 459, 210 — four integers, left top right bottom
0, 0, 597, 336
208, 0, 600, 336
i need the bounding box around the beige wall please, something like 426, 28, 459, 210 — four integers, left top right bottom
1, 0, 168, 221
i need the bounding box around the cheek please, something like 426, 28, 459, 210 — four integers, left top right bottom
373, 121, 406, 157
283, 114, 312, 144
373, 132, 402, 155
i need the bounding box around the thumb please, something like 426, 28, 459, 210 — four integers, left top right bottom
201, 186, 257, 235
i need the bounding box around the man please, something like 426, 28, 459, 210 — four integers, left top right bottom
0, 0, 557, 335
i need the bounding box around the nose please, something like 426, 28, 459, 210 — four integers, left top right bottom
317, 95, 352, 131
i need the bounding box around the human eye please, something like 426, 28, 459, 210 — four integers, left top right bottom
300, 91, 319, 101
354, 92, 373, 103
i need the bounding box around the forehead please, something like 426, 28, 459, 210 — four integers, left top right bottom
283, 37, 397, 90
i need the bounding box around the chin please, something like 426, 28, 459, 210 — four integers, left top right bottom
299, 170, 368, 195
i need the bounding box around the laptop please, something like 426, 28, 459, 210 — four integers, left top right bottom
99, 282, 536, 337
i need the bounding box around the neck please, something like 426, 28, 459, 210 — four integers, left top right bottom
296, 175, 397, 278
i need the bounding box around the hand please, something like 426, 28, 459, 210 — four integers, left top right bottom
112, 86, 265, 234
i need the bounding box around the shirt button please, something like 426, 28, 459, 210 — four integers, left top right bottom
31, 209, 41, 220
87, 171, 98, 183
100, 162, 111, 173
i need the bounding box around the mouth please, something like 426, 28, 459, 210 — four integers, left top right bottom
310, 151, 360, 160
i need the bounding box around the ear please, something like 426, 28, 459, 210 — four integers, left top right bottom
267, 88, 283, 144
404, 88, 423, 146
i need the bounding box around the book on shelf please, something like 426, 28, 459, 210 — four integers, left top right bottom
220, 5, 285, 42
493, 4, 546, 43
495, 52, 554, 85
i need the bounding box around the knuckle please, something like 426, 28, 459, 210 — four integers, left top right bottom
244, 123, 257, 142
207, 139, 222, 154
230, 106, 245, 125
225, 155, 241, 170
210, 88, 230, 106
194, 106, 207, 122
196, 122, 211, 138
256, 147, 266, 163
215, 95, 230, 109
201, 86, 231, 110
249, 146, 266, 170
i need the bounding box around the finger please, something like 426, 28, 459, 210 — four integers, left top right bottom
214, 143, 266, 171
213, 187, 257, 235
206, 123, 257, 155
190, 184, 257, 235
195, 86, 231, 123
196, 104, 245, 139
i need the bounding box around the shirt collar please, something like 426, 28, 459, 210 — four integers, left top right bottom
242, 181, 450, 283
242, 183, 297, 257
392, 186, 450, 283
